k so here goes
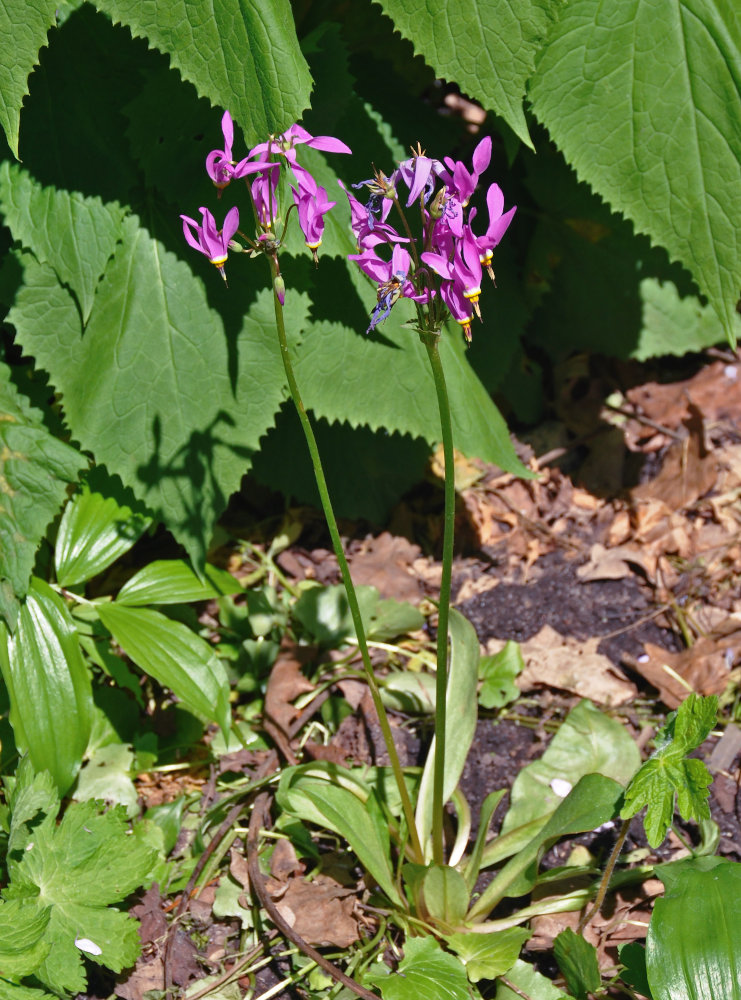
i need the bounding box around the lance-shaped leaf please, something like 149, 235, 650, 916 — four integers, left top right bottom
530, 0, 741, 343
373, 0, 562, 148
415, 609, 480, 854
647, 857, 741, 1000
0, 0, 57, 158
0, 361, 85, 621
97, 0, 313, 142
97, 601, 230, 737
0, 579, 93, 795
55, 483, 151, 588
116, 559, 241, 605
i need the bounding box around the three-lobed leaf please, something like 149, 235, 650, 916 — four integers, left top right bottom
621, 694, 717, 847
365, 935, 470, 1000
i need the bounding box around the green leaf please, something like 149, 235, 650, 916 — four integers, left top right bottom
495, 959, 570, 999
415, 609, 480, 853
365, 936, 470, 1000
621, 694, 716, 847
468, 773, 624, 919
2, 791, 156, 995
500, 699, 640, 838
422, 863, 470, 927
55, 483, 151, 588
0, 580, 93, 795
73, 743, 139, 819
0, 361, 85, 616
7, 209, 292, 567
0, 0, 57, 158
0, 161, 127, 323
292, 259, 529, 474
373, 0, 563, 147
479, 641, 524, 709
116, 559, 242, 605
553, 927, 602, 1000
97, 602, 230, 737
633, 279, 732, 361
530, 0, 741, 344
97, 0, 313, 142
647, 858, 741, 1000
446, 927, 530, 982
0, 898, 52, 978
619, 942, 652, 998
276, 764, 402, 907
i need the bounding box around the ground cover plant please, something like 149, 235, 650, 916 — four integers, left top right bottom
0, 2, 740, 1000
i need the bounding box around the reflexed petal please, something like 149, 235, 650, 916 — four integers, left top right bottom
222, 206, 240, 244
472, 136, 492, 175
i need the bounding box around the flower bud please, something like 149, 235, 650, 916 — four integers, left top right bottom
273, 274, 286, 305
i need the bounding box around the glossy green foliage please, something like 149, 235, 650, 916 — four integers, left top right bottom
647, 857, 741, 1000
0, 580, 92, 795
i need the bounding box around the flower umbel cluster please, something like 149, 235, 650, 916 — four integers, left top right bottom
344, 138, 515, 341
181, 112, 351, 283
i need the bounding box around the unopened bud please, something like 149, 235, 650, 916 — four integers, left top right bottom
429, 188, 446, 219
273, 274, 286, 305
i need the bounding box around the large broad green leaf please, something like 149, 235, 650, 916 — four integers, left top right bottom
529, 0, 741, 344
373, 0, 562, 147
276, 764, 402, 906
495, 959, 570, 999
0, 0, 57, 158
647, 857, 741, 1000
634, 279, 733, 360
293, 258, 528, 473
415, 609, 480, 854
6, 205, 294, 567
0, 361, 85, 621
0, 580, 93, 795
501, 699, 641, 835
97, 0, 313, 143
0, 161, 126, 323
97, 602, 231, 736
0, 898, 51, 978
446, 927, 531, 983
55, 483, 151, 588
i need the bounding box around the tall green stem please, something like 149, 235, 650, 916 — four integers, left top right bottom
268, 255, 423, 863
421, 333, 456, 866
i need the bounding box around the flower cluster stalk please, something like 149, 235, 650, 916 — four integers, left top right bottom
421, 333, 456, 865
266, 253, 424, 863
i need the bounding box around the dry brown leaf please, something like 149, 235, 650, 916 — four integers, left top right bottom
577, 543, 649, 581
516, 625, 637, 706
348, 531, 423, 603
626, 624, 739, 708
632, 415, 716, 513
271, 874, 360, 948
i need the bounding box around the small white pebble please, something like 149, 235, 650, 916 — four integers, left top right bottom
637, 653, 650, 663
550, 778, 573, 798
75, 937, 103, 956
724, 365, 737, 380
25, 842, 34, 851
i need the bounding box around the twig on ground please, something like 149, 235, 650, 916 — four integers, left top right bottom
246, 791, 380, 1000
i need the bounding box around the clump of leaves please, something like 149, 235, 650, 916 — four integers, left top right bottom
0, 758, 156, 997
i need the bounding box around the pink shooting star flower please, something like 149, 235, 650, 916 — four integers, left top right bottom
292, 183, 337, 263
250, 124, 352, 164
206, 112, 280, 193
349, 243, 428, 333
468, 184, 517, 280
422, 228, 483, 315
180, 205, 240, 284
441, 135, 492, 207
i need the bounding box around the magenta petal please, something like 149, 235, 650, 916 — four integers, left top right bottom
306, 135, 352, 155
221, 111, 234, 157
472, 136, 492, 175
421, 251, 454, 280
487, 205, 517, 246
181, 215, 205, 254
485, 183, 504, 221
222, 206, 240, 243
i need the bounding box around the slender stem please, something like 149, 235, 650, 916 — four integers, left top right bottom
268, 255, 423, 863
577, 818, 630, 933
421, 334, 456, 865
